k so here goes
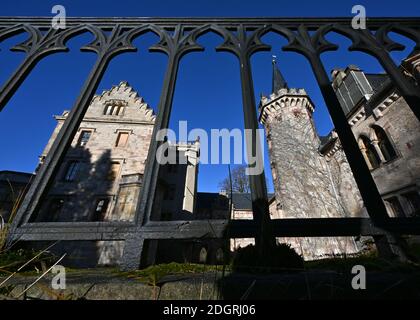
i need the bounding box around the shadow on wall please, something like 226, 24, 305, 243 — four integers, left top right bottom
32, 147, 114, 223
23, 147, 125, 268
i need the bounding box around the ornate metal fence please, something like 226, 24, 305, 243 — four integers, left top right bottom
1, 17, 420, 269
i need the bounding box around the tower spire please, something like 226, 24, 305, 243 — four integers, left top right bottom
272, 55, 288, 93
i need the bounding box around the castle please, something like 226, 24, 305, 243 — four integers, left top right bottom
1, 54, 419, 267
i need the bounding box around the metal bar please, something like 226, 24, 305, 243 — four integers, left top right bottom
0, 54, 38, 111
1, 17, 420, 28
303, 52, 410, 260
7, 32, 117, 236
237, 50, 276, 253
375, 51, 420, 121
306, 53, 391, 224
135, 53, 180, 226
123, 31, 184, 268
13, 218, 420, 241
1, 18, 419, 270
0, 26, 88, 111
332, 26, 420, 121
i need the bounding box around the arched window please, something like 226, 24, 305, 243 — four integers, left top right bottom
373, 126, 397, 162
359, 136, 380, 169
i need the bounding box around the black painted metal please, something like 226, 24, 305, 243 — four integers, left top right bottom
333, 25, 420, 121
1, 17, 419, 269
213, 24, 276, 256
12, 218, 420, 241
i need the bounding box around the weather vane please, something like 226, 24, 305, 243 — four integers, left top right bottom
272, 55, 277, 63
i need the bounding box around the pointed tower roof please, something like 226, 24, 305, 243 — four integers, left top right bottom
272, 56, 288, 93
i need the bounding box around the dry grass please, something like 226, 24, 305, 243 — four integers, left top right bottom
0, 177, 33, 252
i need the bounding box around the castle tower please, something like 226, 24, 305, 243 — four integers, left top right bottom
259, 58, 359, 259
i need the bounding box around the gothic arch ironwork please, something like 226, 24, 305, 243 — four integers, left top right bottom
0, 17, 419, 269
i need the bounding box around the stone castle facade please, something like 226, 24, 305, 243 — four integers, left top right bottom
1, 54, 419, 267
256, 57, 420, 259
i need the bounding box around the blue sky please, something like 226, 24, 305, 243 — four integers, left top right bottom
0, 0, 418, 192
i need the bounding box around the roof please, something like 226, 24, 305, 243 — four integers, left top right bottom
318, 132, 338, 154
272, 58, 288, 93
196, 192, 229, 211
0, 170, 34, 184
196, 192, 275, 211
230, 192, 275, 210
365, 74, 391, 94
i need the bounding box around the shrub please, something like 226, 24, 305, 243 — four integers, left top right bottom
232, 243, 304, 273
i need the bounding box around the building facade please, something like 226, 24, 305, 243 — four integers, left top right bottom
257, 55, 420, 260
328, 63, 420, 219
7, 53, 419, 267
27, 81, 201, 266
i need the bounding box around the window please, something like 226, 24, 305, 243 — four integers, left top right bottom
64, 161, 80, 182
92, 198, 109, 221
78, 130, 92, 147
360, 136, 380, 170
403, 191, 420, 217
385, 197, 405, 218
48, 198, 64, 222
115, 132, 129, 147
373, 126, 397, 162
103, 101, 126, 116
107, 162, 121, 181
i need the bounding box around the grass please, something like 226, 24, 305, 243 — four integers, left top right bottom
0, 177, 33, 252
119, 262, 225, 285
0, 248, 58, 276
117, 262, 226, 300
305, 251, 420, 273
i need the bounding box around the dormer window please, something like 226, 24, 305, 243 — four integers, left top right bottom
103, 99, 127, 116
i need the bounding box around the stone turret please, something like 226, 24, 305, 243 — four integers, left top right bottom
259, 59, 359, 260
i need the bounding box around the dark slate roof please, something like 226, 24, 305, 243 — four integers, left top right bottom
318, 132, 338, 154
365, 74, 391, 94
0, 170, 34, 183
196, 192, 228, 211
230, 193, 275, 210
272, 59, 288, 93
319, 135, 331, 146
196, 192, 275, 211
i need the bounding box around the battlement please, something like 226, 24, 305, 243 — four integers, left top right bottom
259, 87, 315, 125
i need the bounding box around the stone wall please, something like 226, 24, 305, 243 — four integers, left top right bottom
260, 88, 359, 259
34, 83, 155, 223
350, 94, 420, 208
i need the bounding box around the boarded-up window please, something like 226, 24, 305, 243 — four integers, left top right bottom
116, 185, 138, 220
108, 162, 121, 181
116, 132, 129, 147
